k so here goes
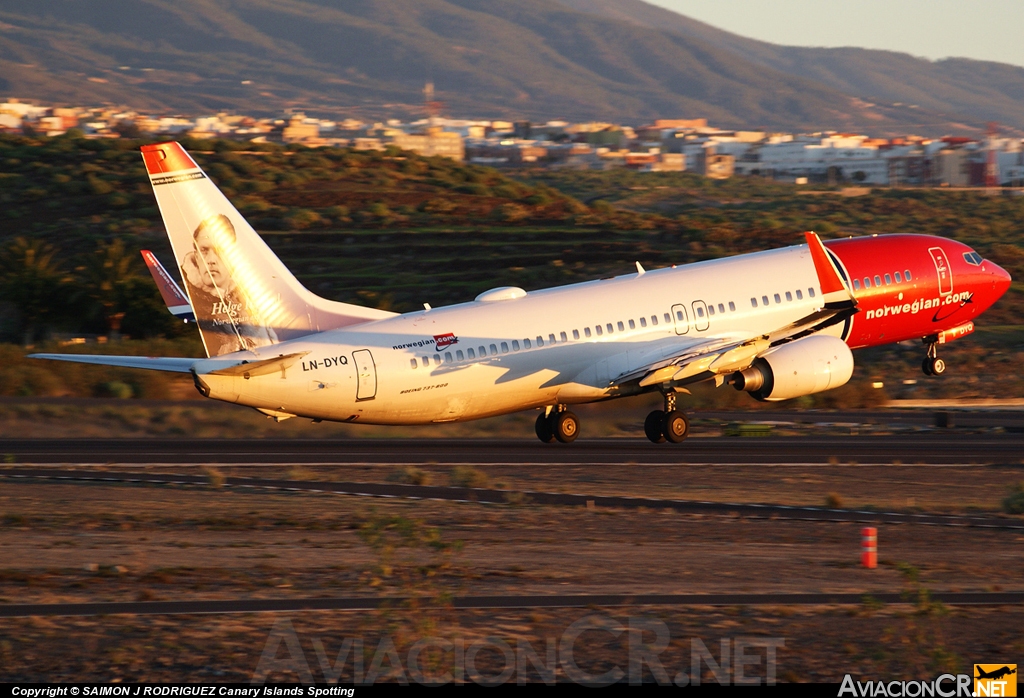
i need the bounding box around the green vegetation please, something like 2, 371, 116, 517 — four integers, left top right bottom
1003, 483, 1024, 515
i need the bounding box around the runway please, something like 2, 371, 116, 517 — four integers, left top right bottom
4, 467, 1022, 530
3, 591, 1024, 618
1, 433, 1023, 465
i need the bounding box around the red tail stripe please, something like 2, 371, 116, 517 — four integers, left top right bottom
140, 142, 199, 175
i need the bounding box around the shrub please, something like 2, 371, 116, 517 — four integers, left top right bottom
1003, 482, 1024, 515
450, 466, 489, 489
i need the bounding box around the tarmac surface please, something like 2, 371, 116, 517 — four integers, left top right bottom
4, 592, 1024, 618
1, 433, 1023, 465
3, 467, 1022, 530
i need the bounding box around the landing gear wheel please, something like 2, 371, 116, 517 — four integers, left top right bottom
929, 357, 946, 375
644, 410, 667, 443
921, 357, 933, 376
535, 412, 555, 443
553, 411, 579, 443
645, 410, 666, 443
663, 410, 690, 444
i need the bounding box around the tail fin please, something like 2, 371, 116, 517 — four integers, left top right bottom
141, 142, 394, 357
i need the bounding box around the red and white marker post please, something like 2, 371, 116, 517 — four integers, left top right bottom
861, 527, 877, 569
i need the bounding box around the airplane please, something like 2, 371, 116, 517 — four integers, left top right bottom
31, 142, 1012, 444
975, 666, 1016, 681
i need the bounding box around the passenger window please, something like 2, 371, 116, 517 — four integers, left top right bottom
884, 273, 892, 285
664, 313, 671, 323
596, 325, 603, 336
478, 346, 487, 357
584, 328, 591, 338
774, 293, 781, 304
525, 338, 533, 349
512, 340, 520, 351
895, 272, 902, 283
905, 269, 912, 281
561, 331, 568, 342
550, 333, 557, 344
445, 352, 453, 363
617, 321, 624, 331
651, 315, 658, 326
468, 348, 476, 359
751, 297, 758, 307
500, 342, 508, 353
708, 305, 715, 316
808, 288, 815, 298
639, 317, 647, 328
696, 306, 704, 318
718, 303, 725, 313
456, 349, 464, 360
863, 277, 871, 288
853, 279, 860, 290
423, 356, 430, 366
410, 358, 418, 369
796, 289, 803, 299
536, 337, 543, 347
490, 344, 498, 355
606, 323, 614, 334
785, 291, 792, 302
762, 295, 769, 306
433, 354, 441, 365
874, 275, 881, 287
628, 319, 635, 329
573, 329, 580, 340
728, 301, 736, 311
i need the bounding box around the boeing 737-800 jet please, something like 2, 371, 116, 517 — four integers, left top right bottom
32, 142, 1012, 444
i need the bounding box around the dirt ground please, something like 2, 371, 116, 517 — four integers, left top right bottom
1, 473, 1023, 683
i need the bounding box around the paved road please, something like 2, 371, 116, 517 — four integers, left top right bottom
2, 592, 1023, 618
3, 468, 1022, 530
1, 434, 1022, 465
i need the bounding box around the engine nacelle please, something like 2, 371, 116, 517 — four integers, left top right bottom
731, 335, 854, 402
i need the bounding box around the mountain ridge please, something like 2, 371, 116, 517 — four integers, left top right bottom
0, 0, 1021, 134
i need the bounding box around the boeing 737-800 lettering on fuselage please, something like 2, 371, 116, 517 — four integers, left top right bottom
32, 143, 1012, 443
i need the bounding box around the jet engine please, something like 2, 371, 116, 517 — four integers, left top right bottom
731, 335, 854, 402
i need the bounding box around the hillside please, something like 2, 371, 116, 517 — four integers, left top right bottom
2, 0, 1023, 133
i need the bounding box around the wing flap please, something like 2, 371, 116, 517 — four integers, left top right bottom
29, 354, 197, 373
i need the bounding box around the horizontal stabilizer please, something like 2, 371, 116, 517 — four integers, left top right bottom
29, 354, 198, 373
206, 352, 309, 378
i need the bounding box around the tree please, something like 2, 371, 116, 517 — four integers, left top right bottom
80, 238, 142, 338
0, 237, 74, 343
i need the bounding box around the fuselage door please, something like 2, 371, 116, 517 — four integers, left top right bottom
671, 304, 690, 335
928, 247, 953, 296
353, 349, 377, 401
691, 300, 710, 331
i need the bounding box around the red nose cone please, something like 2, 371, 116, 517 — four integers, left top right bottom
989, 260, 1012, 299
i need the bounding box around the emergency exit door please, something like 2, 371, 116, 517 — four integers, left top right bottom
353, 349, 377, 401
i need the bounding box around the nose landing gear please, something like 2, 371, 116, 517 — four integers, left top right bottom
535, 406, 580, 443
921, 341, 946, 376
644, 391, 689, 444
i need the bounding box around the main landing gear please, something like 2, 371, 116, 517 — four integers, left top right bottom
644, 391, 690, 444
536, 406, 580, 444
921, 341, 946, 376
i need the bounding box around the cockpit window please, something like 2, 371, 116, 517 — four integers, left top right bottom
963, 251, 983, 266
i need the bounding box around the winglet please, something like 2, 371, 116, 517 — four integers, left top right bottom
804, 231, 855, 306
141, 250, 195, 323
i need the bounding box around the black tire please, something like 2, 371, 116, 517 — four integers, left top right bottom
535, 412, 555, 443
644, 410, 666, 443
922, 357, 933, 376
930, 357, 946, 375
663, 410, 690, 444
553, 411, 579, 443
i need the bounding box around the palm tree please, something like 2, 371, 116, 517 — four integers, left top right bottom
80, 238, 142, 338
0, 237, 73, 344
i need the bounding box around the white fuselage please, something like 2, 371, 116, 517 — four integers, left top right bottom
194, 244, 828, 424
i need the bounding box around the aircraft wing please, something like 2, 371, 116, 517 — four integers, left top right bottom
141, 249, 195, 323
28, 354, 198, 373
613, 231, 858, 388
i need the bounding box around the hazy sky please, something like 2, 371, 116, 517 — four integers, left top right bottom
647, 0, 1024, 68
